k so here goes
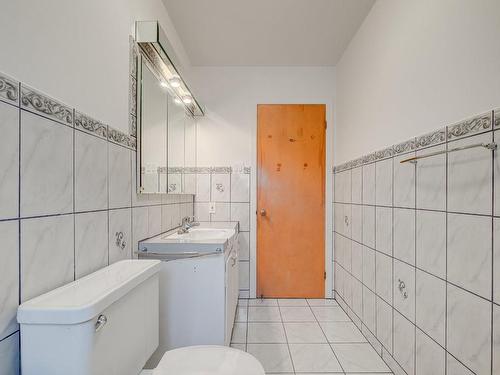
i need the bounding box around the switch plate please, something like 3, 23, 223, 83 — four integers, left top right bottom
209, 202, 216, 214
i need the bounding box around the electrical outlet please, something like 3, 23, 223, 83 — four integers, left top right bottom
209, 202, 216, 214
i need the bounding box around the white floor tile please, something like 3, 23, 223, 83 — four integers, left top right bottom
277, 298, 308, 306
284, 322, 327, 343
249, 298, 278, 306
231, 322, 247, 343
320, 322, 367, 343
311, 306, 350, 322
280, 306, 316, 322
289, 343, 343, 373
247, 344, 294, 373
307, 298, 339, 306
248, 306, 282, 322
332, 343, 390, 373
247, 323, 287, 343
236, 306, 248, 322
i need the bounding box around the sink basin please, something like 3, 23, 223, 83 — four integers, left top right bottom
164, 228, 235, 241
138, 222, 239, 257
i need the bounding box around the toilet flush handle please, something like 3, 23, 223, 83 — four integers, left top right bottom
95, 314, 108, 332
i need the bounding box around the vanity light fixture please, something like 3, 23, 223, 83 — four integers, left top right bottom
169, 77, 182, 88
135, 20, 204, 116
174, 97, 183, 105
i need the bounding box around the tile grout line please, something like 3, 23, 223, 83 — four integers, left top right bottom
276, 300, 296, 374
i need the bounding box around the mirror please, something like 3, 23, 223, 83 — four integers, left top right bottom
138, 57, 197, 194
139, 60, 167, 193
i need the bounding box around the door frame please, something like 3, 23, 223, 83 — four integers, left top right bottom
248, 103, 334, 299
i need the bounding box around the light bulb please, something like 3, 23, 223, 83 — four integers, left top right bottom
174, 98, 182, 105
169, 77, 182, 88
160, 81, 169, 88
182, 95, 193, 104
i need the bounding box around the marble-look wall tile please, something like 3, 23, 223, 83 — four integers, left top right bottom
447, 213, 492, 299
0, 332, 20, 375
393, 153, 415, 208
352, 278, 363, 318
362, 163, 375, 205
108, 208, 132, 264
230, 173, 250, 202
362, 246, 375, 290
238, 231, 250, 261
75, 130, 108, 211
362, 286, 376, 332
448, 132, 492, 215
212, 202, 231, 221
415, 328, 445, 375
131, 206, 149, 254
231, 203, 250, 231
416, 210, 446, 279
447, 284, 491, 375
0, 102, 19, 220
194, 202, 210, 222
351, 204, 362, 242
351, 167, 362, 204
0, 221, 19, 339
351, 241, 362, 280
494, 130, 500, 216
148, 205, 162, 237
415, 270, 445, 346
75, 211, 108, 279
446, 354, 475, 375
493, 304, 500, 375
21, 214, 74, 302
20, 111, 73, 217
375, 207, 392, 256
362, 205, 375, 248
108, 143, 132, 209
376, 297, 392, 353
393, 208, 415, 265
495, 218, 500, 304
393, 310, 415, 375
393, 259, 415, 322
375, 158, 393, 206
375, 252, 392, 304
239, 261, 249, 289
195, 173, 211, 202
416, 144, 446, 211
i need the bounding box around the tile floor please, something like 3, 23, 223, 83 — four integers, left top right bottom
231, 298, 392, 374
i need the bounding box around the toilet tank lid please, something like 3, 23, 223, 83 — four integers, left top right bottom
17, 260, 161, 325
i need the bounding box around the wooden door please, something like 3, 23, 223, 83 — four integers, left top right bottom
257, 104, 326, 298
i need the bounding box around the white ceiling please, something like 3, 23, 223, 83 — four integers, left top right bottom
162, 0, 375, 66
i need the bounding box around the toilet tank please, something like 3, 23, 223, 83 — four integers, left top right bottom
17, 260, 161, 375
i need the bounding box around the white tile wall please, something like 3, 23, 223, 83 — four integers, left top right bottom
0, 72, 194, 374
334, 112, 499, 375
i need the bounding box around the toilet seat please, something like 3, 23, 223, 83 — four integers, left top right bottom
152, 345, 265, 375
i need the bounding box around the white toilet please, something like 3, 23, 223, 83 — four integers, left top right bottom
17, 260, 264, 375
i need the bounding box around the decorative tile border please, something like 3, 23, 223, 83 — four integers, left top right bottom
108, 127, 136, 150
182, 166, 251, 174
129, 37, 138, 138
447, 111, 492, 140
334, 109, 498, 173
74, 110, 108, 139
21, 85, 73, 126
0, 74, 19, 105
415, 127, 446, 150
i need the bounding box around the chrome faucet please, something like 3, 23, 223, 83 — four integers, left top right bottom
178, 216, 200, 234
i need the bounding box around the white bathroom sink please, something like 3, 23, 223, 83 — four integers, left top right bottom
164, 228, 235, 241
138, 222, 239, 257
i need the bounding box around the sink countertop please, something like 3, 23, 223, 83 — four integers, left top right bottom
138, 221, 239, 256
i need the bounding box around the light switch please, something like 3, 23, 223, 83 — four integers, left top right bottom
209, 202, 216, 214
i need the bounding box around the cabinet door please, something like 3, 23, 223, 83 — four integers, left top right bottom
225, 246, 239, 345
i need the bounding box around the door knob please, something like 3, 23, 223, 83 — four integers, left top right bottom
260, 209, 267, 216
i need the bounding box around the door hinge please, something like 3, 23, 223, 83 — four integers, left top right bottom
324, 271, 327, 280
